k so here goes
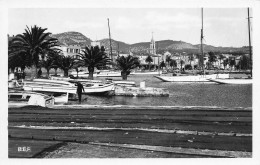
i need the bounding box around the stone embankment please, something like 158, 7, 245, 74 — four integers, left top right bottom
112, 86, 169, 97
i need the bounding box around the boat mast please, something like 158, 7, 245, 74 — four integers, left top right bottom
247, 8, 252, 78
107, 18, 113, 62
201, 8, 205, 75
117, 42, 120, 56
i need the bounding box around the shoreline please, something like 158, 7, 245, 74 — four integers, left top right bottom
8, 104, 252, 111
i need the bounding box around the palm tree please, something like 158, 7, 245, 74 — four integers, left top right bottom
40, 56, 53, 78
11, 25, 58, 79
188, 54, 194, 69
78, 46, 111, 79
115, 55, 140, 80
145, 55, 153, 71
229, 57, 236, 70
73, 58, 85, 78
58, 55, 76, 77
159, 61, 166, 70
169, 59, 177, 69
239, 55, 250, 70
165, 55, 172, 68
218, 54, 225, 69
223, 59, 229, 70
8, 40, 30, 79
208, 51, 217, 69
48, 51, 60, 76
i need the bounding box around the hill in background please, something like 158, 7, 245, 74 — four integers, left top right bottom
51, 31, 248, 54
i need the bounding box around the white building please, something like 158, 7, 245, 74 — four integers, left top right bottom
54, 43, 85, 60
91, 41, 101, 47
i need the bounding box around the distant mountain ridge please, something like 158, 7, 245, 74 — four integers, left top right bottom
51, 31, 92, 46
51, 31, 248, 54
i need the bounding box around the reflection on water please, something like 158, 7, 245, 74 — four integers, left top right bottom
70, 75, 252, 108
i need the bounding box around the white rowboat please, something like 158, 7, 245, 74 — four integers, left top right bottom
83, 83, 115, 95
8, 91, 54, 107
207, 78, 252, 84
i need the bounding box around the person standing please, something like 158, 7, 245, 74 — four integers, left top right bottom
76, 82, 85, 103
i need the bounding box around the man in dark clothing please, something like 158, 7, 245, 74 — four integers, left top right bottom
76, 82, 85, 103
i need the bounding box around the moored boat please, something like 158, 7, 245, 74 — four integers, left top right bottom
69, 79, 102, 84
8, 91, 54, 107
207, 78, 252, 85
131, 71, 162, 75
50, 76, 103, 84
105, 78, 136, 87
50, 76, 71, 81
23, 79, 77, 94
82, 83, 115, 95
23, 84, 77, 94
33, 91, 70, 104
154, 73, 230, 82
96, 70, 121, 77
112, 81, 136, 87
32, 79, 75, 87
70, 71, 98, 78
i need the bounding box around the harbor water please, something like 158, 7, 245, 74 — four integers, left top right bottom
70, 74, 252, 108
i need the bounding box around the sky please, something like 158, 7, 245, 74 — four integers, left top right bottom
8, 8, 252, 47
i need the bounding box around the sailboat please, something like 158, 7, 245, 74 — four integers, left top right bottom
207, 8, 252, 85
154, 8, 229, 82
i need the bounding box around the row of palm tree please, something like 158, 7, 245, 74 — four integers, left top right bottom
8, 25, 140, 80
9, 25, 59, 79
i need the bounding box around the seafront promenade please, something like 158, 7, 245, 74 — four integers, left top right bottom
8, 105, 252, 158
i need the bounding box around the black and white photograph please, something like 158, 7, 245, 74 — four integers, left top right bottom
1, 0, 260, 163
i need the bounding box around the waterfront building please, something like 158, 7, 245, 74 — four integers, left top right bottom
136, 53, 160, 69
91, 41, 101, 47
56, 43, 83, 59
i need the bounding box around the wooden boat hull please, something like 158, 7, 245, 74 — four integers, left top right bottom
23, 79, 77, 94
23, 85, 77, 94
32, 79, 75, 87
32, 91, 69, 104
131, 71, 162, 75
8, 91, 54, 107
105, 79, 136, 87
96, 71, 121, 77
70, 71, 99, 78
113, 81, 136, 87
83, 83, 115, 95
69, 79, 102, 84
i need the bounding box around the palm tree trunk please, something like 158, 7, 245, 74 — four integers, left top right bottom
47, 69, 50, 78
88, 66, 94, 80
54, 68, 58, 76
121, 71, 127, 80
149, 63, 151, 71
64, 69, 69, 77
31, 65, 37, 79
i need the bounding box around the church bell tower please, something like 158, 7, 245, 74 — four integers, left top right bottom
149, 32, 156, 55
